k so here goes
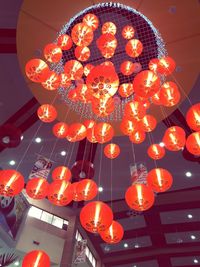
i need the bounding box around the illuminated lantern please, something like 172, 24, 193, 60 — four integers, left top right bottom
104, 143, 120, 159
94, 122, 114, 144
160, 82, 180, 107
77, 179, 98, 201
25, 59, 49, 83
186, 132, 200, 156
83, 120, 96, 129
76, 84, 92, 103
122, 25, 135, 40
133, 70, 160, 98
140, 114, 157, 132
118, 83, 134, 98
22, 250, 50, 267
129, 130, 146, 144
92, 97, 114, 117
83, 13, 99, 31
134, 95, 151, 110
37, 104, 57, 123
26, 178, 49, 199
52, 166, 71, 181
124, 101, 146, 120
147, 144, 165, 160
41, 71, 60, 91
125, 184, 155, 211
147, 168, 173, 193
120, 118, 139, 136
60, 73, 71, 88
151, 91, 162, 105
52, 122, 68, 138
101, 61, 114, 68
67, 123, 87, 142
71, 182, 83, 201
148, 58, 159, 73
44, 43, 62, 63
100, 221, 124, 244
163, 126, 186, 151
125, 39, 143, 58
80, 201, 113, 233
68, 89, 79, 102
0, 170, 24, 197
71, 23, 93, 46
57, 34, 73, 50
48, 180, 72, 206
157, 56, 176, 75
186, 103, 200, 131
96, 34, 117, 59
120, 61, 135, 76
64, 60, 83, 80
102, 22, 117, 35
84, 64, 94, 76
87, 126, 98, 143
75, 46, 90, 62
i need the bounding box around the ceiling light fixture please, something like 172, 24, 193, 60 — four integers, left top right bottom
187, 214, 193, 219
159, 142, 165, 147
9, 160, 16, 166
124, 243, 128, 248
191, 235, 196, 240
35, 137, 42, 143
60, 150, 67, 156
98, 186, 103, 192
14, 262, 20, 266
185, 171, 192, 177
194, 259, 199, 264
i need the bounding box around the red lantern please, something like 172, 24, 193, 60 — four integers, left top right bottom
80, 201, 113, 233
52, 122, 68, 138
26, 178, 49, 199
48, 180, 72, 206
68, 89, 79, 102
163, 126, 186, 151
60, 73, 71, 88
147, 168, 173, 192
71, 23, 93, 46
22, 250, 50, 267
84, 64, 94, 76
120, 61, 135, 76
157, 56, 176, 75
122, 25, 135, 40
140, 114, 157, 132
151, 91, 162, 105
94, 122, 114, 144
76, 84, 92, 103
160, 82, 180, 107
44, 43, 62, 63
124, 101, 146, 120
186, 132, 200, 156
129, 130, 146, 144
41, 71, 61, 91
101, 61, 115, 68
57, 34, 73, 50
125, 39, 143, 58
25, 59, 49, 83
87, 126, 98, 143
120, 118, 139, 136
83, 13, 99, 31
0, 170, 24, 197
71, 182, 83, 201
186, 103, 200, 132
83, 120, 96, 129
104, 143, 120, 159
75, 46, 90, 62
133, 70, 161, 98
37, 104, 57, 123
147, 144, 165, 160
125, 184, 155, 211
96, 34, 117, 59
52, 166, 71, 181
92, 97, 114, 117
102, 22, 117, 35
148, 58, 159, 73
100, 220, 124, 244
77, 179, 98, 201
67, 123, 87, 142
118, 83, 134, 98
64, 60, 83, 80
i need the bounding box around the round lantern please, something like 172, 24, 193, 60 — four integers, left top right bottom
148, 58, 159, 73
186, 132, 200, 156
60, 73, 71, 88
147, 168, 173, 193
118, 83, 134, 98
120, 118, 139, 136
68, 89, 79, 102
96, 34, 117, 59
147, 144, 165, 160
83, 13, 99, 31
122, 25, 135, 39
83, 120, 96, 129
57, 34, 73, 50
41, 71, 60, 91
160, 82, 180, 107
44, 43, 62, 63
129, 130, 146, 144
37, 104, 57, 123
125, 39, 143, 58
84, 64, 94, 76
87, 126, 98, 143
52, 166, 71, 181
156, 56, 176, 75
26, 178, 49, 199
22, 250, 50, 267
71, 22, 93, 47
104, 143, 120, 159
120, 61, 135, 76
0, 170, 24, 197
163, 126, 186, 151
77, 179, 98, 201
100, 220, 124, 244
125, 184, 155, 211
92, 97, 114, 117
102, 22, 117, 35
151, 91, 162, 105
94, 122, 114, 144
71, 182, 83, 201
52, 122, 68, 138
133, 70, 161, 98
101, 61, 115, 68
48, 180, 72, 206
140, 114, 157, 132
124, 101, 146, 120
64, 60, 84, 80
67, 123, 87, 142
80, 201, 113, 233
186, 103, 200, 132
25, 59, 49, 83
75, 46, 90, 62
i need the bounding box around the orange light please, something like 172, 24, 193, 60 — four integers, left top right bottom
125, 39, 143, 58
102, 22, 117, 35
83, 13, 99, 31
129, 130, 146, 144
100, 221, 124, 244
186, 103, 200, 132
71, 22, 94, 46
94, 122, 114, 144
147, 168, 173, 192
25, 59, 50, 83
124, 101, 146, 120
64, 60, 84, 80
0, 170, 24, 197
118, 83, 134, 98
41, 71, 61, 91
160, 82, 180, 107
75, 46, 91, 62
48, 180, 72, 206
147, 144, 165, 160
66, 123, 87, 142
186, 131, 200, 156
52, 122, 69, 138
44, 43, 62, 63
60, 73, 71, 88
92, 97, 115, 117
96, 34, 117, 59
37, 104, 57, 123
140, 114, 157, 132
157, 56, 176, 75
57, 34, 73, 50
26, 178, 49, 199
77, 179, 98, 201
120, 118, 139, 136
84, 64, 94, 76
122, 25, 135, 40
120, 61, 135, 76
104, 143, 120, 159
22, 250, 50, 267
52, 166, 71, 181
163, 126, 186, 151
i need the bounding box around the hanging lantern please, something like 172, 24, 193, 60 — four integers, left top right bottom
71, 182, 83, 201
124, 101, 146, 120
186, 132, 200, 156
94, 122, 114, 144
156, 56, 176, 75
80, 201, 113, 233
92, 97, 114, 117
125, 39, 143, 58
163, 126, 186, 151
0, 170, 24, 197
102, 22, 117, 35
186, 103, 200, 132
25, 59, 49, 83
71, 23, 93, 47
84, 64, 94, 76
41, 71, 61, 91
52, 166, 71, 181
26, 178, 49, 199
134, 95, 151, 110
129, 130, 146, 144
83, 13, 99, 31
100, 220, 124, 244
120, 61, 135, 76
147, 144, 165, 160
87, 126, 98, 143
22, 250, 50, 267
148, 58, 159, 73
96, 34, 117, 59
151, 91, 162, 105
104, 143, 120, 159
64, 60, 84, 80
101, 61, 115, 68
77, 179, 98, 201
60, 73, 71, 88
140, 114, 157, 132
120, 118, 139, 136
52, 122, 69, 138
68, 89, 79, 102
160, 82, 180, 107
57, 34, 73, 50
75, 84, 91, 103
118, 83, 134, 98
125, 184, 155, 211
44, 43, 62, 63
133, 70, 161, 98
75, 46, 91, 62
147, 168, 173, 193
83, 120, 96, 129
67, 123, 87, 142
37, 104, 57, 123
122, 25, 135, 40
48, 180, 72, 206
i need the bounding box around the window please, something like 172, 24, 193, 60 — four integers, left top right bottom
41, 211, 53, 224
52, 216, 63, 229
28, 206, 42, 219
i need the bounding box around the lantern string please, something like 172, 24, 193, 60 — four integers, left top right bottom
110, 142, 113, 210
97, 144, 103, 201
131, 141, 136, 166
